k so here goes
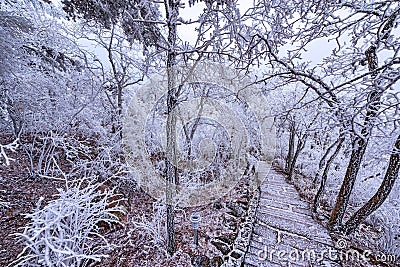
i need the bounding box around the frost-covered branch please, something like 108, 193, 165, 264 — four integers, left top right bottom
0, 139, 19, 166
13, 178, 125, 267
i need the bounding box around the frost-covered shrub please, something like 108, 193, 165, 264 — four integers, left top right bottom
130, 201, 166, 248
13, 180, 124, 267
368, 206, 400, 256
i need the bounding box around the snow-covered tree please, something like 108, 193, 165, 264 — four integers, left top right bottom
244, 0, 400, 234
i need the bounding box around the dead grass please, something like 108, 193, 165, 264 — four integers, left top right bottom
1, 147, 244, 266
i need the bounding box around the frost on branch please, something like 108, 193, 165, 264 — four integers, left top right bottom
13, 179, 125, 267
0, 139, 19, 166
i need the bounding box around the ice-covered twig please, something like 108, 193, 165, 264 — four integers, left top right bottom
0, 139, 19, 166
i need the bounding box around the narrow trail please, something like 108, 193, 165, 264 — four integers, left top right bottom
243, 169, 341, 267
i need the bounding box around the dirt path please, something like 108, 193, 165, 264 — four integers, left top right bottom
243, 169, 341, 267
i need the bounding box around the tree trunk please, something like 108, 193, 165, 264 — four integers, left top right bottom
328, 44, 381, 232
116, 82, 123, 139
164, 0, 179, 256
343, 134, 400, 234
106, 25, 121, 137
328, 10, 398, 232
287, 134, 307, 182
285, 122, 295, 173
313, 137, 341, 186
182, 89, 205, 160
6, 96, 23, 138
312, 136, 344, 214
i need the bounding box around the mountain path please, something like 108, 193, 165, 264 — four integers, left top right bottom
243, 169, 341, 267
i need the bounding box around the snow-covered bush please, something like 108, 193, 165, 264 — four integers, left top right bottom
130, 201, 166, 248
368, 206, 400, 256
13, 179, 125, 267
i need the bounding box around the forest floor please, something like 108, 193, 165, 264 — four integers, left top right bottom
0, 145, 397, 267
0, 147, 248, 267
0, 151, 66, 266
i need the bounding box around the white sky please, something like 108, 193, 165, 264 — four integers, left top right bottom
70, 0, 336, 67
177, 0, 336, 66
60, 0, 398, 93
178, 0, 253, 43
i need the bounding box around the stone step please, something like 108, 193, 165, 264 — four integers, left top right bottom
261, 180, 297, 194
260, 191, 310, 209
249, 232, 333, 256
258, 198, 291, 210
261, 182, 299, 193
256, 206, 317, 226
255, 217, 332, 245
257, 207, 315, 225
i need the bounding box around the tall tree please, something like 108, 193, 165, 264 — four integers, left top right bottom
344, 134, 400, 234
61, 0, 244, 255
243, 0, 400, 233
164, 0, 179, 255
328, 8, 400, 231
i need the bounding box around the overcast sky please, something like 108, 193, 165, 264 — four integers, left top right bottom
68, 0, 399, 92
